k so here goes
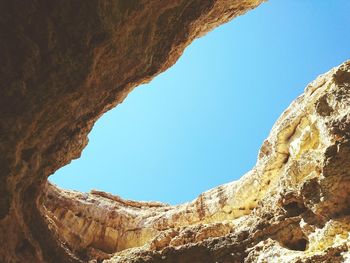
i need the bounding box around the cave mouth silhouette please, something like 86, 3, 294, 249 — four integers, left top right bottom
49, 0, 349, 205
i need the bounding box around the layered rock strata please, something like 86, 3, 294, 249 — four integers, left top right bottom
0, 1, 264, 262
1, 0, 350, 262
43, 61, 350, 262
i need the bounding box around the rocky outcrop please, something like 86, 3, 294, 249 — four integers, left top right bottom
41, 61, 350, 262
0, 0, 264, 262
1, 0, 350, 262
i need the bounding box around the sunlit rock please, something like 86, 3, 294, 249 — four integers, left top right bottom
1, 0, 349, 261
44, 61, 350, 262
0, 0, 264, 262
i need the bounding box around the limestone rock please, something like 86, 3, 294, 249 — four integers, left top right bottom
1, 0, 350, 262
0, 0, 264, 262
42, 61, 350, 262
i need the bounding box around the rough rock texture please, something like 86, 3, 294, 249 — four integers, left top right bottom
41, 61, 350, 262
1, 0, 350, 262
0, 0, 264, 262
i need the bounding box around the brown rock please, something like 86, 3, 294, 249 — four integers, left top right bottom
1, 0, 350, 262
0, 0, 263, 262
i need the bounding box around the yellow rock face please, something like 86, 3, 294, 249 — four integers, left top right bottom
42, 61, 350, 262
1, 0, 349, 261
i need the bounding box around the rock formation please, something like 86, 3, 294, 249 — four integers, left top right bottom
1, 0, 349, 262
43, 61, 350, 262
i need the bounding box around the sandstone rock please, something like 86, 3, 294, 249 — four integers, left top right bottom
43, 61, 350, 262
1, 0, 350, 262
0, 0, 264, 262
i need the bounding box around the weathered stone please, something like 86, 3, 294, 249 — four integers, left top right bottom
1, 0, 350, 262
44, 61, 350, 262
0, 0, 264, 262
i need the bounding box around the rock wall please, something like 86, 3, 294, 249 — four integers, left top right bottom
0, 0, 264, 262
1, 0, 350, 262
43, 61, 350, 262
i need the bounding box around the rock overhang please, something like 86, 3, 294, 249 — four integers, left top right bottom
1, 0, 350, 262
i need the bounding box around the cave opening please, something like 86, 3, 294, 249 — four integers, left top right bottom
2, 0, 350, 262
49, 0, 349, 205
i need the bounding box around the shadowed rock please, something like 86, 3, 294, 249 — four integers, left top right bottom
1, 0, 350, 262
0, 0, 264, 262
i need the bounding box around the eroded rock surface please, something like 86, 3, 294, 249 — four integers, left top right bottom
1, 0, 350, 262
0, 0, 264, 262
41, 61, 350, 262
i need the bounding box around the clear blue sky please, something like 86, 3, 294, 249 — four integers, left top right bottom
50, 0, 350, 205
